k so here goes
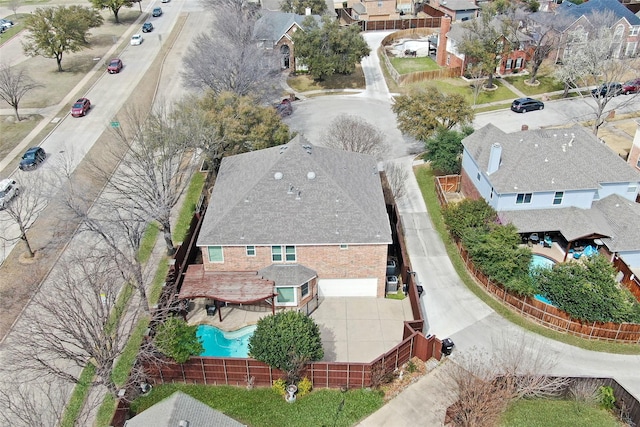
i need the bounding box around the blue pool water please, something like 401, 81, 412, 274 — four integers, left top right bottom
530, 255, 557, 306
197, 324, 257, 358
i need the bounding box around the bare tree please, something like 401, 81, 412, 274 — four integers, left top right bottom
553, 12, 638, 136
446, 333, 569, 427
383, 161, 408, 202
322, 115, 389, 160
102, 104, 199, 255
183, 0, 281, 101
0, 170, 50, 258
5, 248, 141, 397
63, 189, 152, 313
0, 64, 41, 121
8, 0, 22, 17
0, 376, 95, 427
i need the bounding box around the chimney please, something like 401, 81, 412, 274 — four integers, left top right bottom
436, 16, 451, 67
487, 143, 502, 175
305, 7, 311, 15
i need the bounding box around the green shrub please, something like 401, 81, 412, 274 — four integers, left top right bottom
443, 198, 497, 240
406, 360, 417, 373
272, 378, 287, 396
598, 386, 615, 410
298, 377, 313, 397
154, 317, 203, 363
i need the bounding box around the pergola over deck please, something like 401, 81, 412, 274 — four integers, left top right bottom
179, 265, 276, 321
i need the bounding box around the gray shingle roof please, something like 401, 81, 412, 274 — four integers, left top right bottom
499, 206, 613, 242
253, 11, 321, 42
593, 194, 640, 252
462, 124, 640, 194
258, 264, 317, 285
124, 391, 245, 427
557, 0, 640, 26
197, 136, 392, 247
439, 0, 479, 12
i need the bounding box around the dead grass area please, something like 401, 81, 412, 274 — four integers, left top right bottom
379, 357, 428, 402
286, 65, 366, 92
0, 13, 187, 341
0, 114, 42, 161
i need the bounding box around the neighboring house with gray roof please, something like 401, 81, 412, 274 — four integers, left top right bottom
124, 391, 245, 427
196, 135, 392, 304
253, 11, 321, 71
460, 124, 640, 267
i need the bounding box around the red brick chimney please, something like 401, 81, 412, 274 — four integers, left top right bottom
437, 16, 451, 67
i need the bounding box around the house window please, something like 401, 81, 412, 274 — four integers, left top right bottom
515, 58, 523, 69
490, 188, 494, 199
614, 24, 625, 41
446, 54, 450, 65
285, 245, 296, 261
625, 42, 637, 57
476, 172, 481, 181
629, 184, 638, 193
516, 193, 532, 204
246, 246, 255, 256
340, 244, 348, 250
553, 191, 564, 205
301, 282, 309, 297
378, 0, 382, 6
630, 27, 639, 36
505, 59, 513, 70
207, 246, 223, 262
637, 158, 640, 168
276, 287, 295, 304
272, 246, 282, 262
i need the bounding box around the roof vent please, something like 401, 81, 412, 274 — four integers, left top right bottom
274, 172, 283, 180
178, 421, 190, 427
562, 144, 567, 152
296, 190, 301, 200
288, 184, 294, 194
307, 171, 316, 180
279, 146, 288, 154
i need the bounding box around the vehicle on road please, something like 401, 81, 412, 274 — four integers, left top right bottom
19, 147, 46, 171
107, 58, 123, 74
0, 19, 13, 29
622, 78, 640, 95
0, 179, 19, 210
130, 34, 144, 46
275, 99, 293, 117
152, 7, 163, 16
510, 97, 544, 113
71, 98, 91, 117
142, 22, 154, 33
591, 82, 623, 98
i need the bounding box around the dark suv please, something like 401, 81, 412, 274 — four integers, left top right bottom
510, 97, 544, 113
142, 22, 153, 33
19, 147, 46, 171
591, 83, 622, 98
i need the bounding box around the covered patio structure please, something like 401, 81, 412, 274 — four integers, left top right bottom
179, 265, 276, 322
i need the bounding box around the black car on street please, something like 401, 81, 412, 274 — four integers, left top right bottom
19, 147, 46, 171
510, 98, 544, 113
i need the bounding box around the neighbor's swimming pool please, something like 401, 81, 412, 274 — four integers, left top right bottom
196, 324, 256, 358
530, 254, 557, 306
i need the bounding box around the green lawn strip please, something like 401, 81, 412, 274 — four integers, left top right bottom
60, 364, 96, 427
503, 75, 565, 96
500, 398, 620, 427
137, 223, 160, 264
386, 290, 406, 300
389, 56, 440, 74
105, 283, 134, 335
94, 393, 116, 427
131, 384, 384, 427
173, 172, 205, 244
112, 317, 150, 387
148, 261, 169, 306
414, 165, 640, 355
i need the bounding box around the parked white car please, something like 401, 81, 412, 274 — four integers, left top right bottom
130, 34, 143, 46
0, 19, 14, 30
0, 178, 19, 209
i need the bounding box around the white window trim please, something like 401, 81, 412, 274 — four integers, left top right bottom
275, 286, 297, 306
207, 246, 224, 263
246, 245, 256, 256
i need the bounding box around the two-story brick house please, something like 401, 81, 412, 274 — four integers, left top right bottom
191, 136, 392, 310
460, 124, 640, 267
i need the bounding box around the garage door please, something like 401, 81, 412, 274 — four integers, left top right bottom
318, 278, 378, 297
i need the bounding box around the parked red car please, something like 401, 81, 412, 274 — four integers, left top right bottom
107, 58, 123, 74
71, 98, 91, 117
622, 78, 640, 95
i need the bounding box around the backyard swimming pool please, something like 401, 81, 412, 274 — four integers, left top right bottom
197, 324, 256, 358
530, 254, 557, 306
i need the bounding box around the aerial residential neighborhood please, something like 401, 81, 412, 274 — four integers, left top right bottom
0, 0, 640, 425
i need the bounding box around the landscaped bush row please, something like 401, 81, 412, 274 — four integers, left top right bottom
443, 199, 640, 323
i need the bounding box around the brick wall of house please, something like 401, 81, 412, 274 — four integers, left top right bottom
460, 168, 482, 200
200, 244, 388, 292
363, 0, 398, 18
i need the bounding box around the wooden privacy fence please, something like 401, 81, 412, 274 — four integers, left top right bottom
456, 240, 640, 343
613, 255, 640, 300
359, 17, 441, 31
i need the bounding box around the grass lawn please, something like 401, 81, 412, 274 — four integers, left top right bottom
0, 114, 42, 162
131, 384, 384, 427
402, 78, 517, 105
500, 399, 620, 427
504, 75, 565, 96
287, 65, 366, 93
389, 56, 440, 74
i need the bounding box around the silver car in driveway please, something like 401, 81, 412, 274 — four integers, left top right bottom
0, 179, 19, 209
